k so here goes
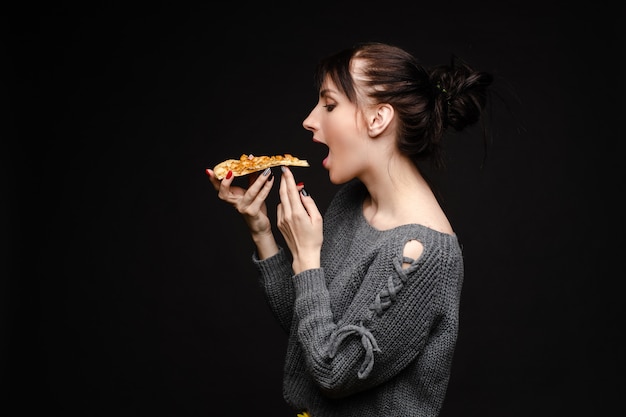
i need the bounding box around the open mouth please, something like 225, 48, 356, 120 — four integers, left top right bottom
312, 139, 330, 168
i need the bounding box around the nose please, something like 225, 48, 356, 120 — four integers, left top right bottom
302, 108, 316, 133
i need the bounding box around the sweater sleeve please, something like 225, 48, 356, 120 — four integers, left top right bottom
291, 238, 463, 398
252, 247, 296, 333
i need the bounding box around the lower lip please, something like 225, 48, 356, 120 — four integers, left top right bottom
322, 156, 329, 168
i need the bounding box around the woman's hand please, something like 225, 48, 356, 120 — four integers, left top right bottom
277, 167, 323, 274
206, 167, 278, 258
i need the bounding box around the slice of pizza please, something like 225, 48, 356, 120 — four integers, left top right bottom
213, 153, 310, 180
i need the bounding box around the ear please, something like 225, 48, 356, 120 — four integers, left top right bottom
367, 103, 394, 137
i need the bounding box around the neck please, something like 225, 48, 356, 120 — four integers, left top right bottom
359, 155, 434, 227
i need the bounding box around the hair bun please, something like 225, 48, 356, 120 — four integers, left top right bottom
431, 56, 493, 131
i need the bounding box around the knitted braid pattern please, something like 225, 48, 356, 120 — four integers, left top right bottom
253, 179, 464, 417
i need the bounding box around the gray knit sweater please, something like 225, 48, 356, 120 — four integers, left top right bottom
253, 179, 463, 417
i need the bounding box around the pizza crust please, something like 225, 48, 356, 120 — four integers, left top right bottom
213, 153, 310, 180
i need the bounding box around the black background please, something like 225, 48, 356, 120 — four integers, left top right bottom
4, 2, 625, 416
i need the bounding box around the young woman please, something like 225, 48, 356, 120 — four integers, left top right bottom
206, 42, 493, 417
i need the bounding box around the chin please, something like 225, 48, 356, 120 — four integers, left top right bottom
328, 172, 340, 185
329, 171, 352, 185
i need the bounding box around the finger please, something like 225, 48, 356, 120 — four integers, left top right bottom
217, 170, 235, 200
278, 169, 292, 218
236, 167, 274, 211
280, 166, 305, 210
205, 168, 221, 191
299, 188, 322, 220
246, 167, 274, 197
244, 170, 275, 212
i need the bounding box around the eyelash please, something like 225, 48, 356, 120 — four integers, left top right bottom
323, 104, 336, 112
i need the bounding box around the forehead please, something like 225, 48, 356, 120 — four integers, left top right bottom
320, 74, 339, 92
319, 58, 366, 94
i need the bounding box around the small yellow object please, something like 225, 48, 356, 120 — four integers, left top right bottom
296, 412, 310, 417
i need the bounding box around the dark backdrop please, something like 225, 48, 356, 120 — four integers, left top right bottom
4, 2, 624, 416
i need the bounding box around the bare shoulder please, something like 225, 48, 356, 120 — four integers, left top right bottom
403, 197, 454, 236
410, 187, 454, 236
420, 209, 454, 235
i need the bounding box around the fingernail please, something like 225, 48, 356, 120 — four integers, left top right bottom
300, 188, 309, 197
297, 182, 304, 187
226, 170, 233, 179
262, 167, 272, 176
205, 168, 211, 176
280, 166, 287, 173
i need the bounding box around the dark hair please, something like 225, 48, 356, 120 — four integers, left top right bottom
313, 42, 493, 168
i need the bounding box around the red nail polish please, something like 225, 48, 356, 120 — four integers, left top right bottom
205, 168, 211, 176
297, 182, 304, 187
226, 170, 233, 179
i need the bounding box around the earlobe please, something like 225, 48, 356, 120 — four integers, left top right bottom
368, 104, 394, 137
